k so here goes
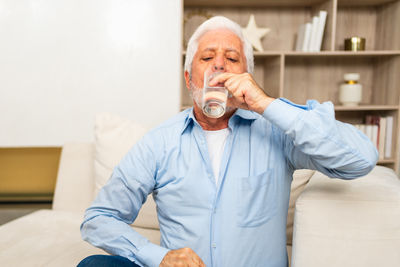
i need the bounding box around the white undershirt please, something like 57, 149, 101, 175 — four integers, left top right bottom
203, 128, 230, 185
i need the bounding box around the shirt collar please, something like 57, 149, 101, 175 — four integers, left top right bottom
180, 107, 258, 135
180, 107, 196, 134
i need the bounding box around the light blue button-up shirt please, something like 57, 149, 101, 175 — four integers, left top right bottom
81, 98, 378, 267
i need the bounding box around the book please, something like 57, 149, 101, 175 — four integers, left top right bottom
385, 116, 393, 158
353, 115, 394, 160
295, 24, 305, 51
378, 117, 386, 160
308, 16, 319, 51
372, 125, 378, 150
366, 115, 381, 150
359, 124, 366, 135
302, 23, 312, 52
315, 10, 327, 51
365, 124, 373, 143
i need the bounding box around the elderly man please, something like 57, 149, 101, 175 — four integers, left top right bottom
79, 16, 377, 267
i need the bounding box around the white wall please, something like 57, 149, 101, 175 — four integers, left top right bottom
0, 0, 182, 146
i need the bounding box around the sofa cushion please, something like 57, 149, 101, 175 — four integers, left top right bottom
53, 142, 95, 213
0, 210, 105, 267
292, 166, 400, 267
94, 112, 148, 196
287, 169, 315, 245
94, 113, 159, 229
0, 209, 161, 267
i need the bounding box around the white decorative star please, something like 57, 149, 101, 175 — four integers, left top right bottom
242, 14, 270, 52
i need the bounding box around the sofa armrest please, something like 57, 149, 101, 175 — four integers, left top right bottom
52, 142, 94, 213
291, 166, 400, 267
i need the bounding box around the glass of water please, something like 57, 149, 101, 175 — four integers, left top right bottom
202, 71, 228, 118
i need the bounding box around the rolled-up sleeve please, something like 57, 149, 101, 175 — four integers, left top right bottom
263, 98, 378, 178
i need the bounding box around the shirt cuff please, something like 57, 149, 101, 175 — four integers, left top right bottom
262, 98, 306, 132
135, 242, 170, 267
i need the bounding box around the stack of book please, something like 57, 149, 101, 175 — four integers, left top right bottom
295, 10, 327, 52
353, 115, 394, 160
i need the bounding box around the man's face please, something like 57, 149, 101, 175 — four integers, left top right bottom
185, 29, 247, 95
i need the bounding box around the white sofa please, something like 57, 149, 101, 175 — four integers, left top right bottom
0, 142, 399, 267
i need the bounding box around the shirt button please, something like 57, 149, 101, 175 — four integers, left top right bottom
212, 243, 217, 248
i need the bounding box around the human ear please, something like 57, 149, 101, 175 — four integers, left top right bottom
184, 71, 191, 90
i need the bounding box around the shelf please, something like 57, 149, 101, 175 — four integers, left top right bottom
185, 0, 395, 7
185, 0, 325, 7
337, 0, 396, 7
184, 51, 400, 57
334, 105, 399, 111
254, 51, 400, 57
378, 159, 396, 164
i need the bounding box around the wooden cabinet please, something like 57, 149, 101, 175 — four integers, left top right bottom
182, 0, 400, 172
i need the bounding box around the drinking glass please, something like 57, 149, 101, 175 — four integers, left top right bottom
202, 71, 228, 118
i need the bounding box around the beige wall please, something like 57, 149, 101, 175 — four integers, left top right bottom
0, 0, 182, 147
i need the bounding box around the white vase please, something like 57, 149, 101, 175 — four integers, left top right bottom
339, 73, 362, 106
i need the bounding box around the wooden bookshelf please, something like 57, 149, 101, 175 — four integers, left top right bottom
182, 0, 400, 173
252, 51, 400, 57
334, 105, 399, 111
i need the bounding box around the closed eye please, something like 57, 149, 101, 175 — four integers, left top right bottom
228, 58, 238, 62
202, 57, 213, 61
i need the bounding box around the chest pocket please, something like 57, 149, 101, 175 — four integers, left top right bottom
237, 168, 277, 227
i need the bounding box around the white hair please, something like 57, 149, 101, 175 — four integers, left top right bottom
184, 16, 254, 77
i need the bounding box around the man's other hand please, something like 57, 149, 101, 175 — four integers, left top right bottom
159, 247, 206, 267
209, 72, 275, 114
